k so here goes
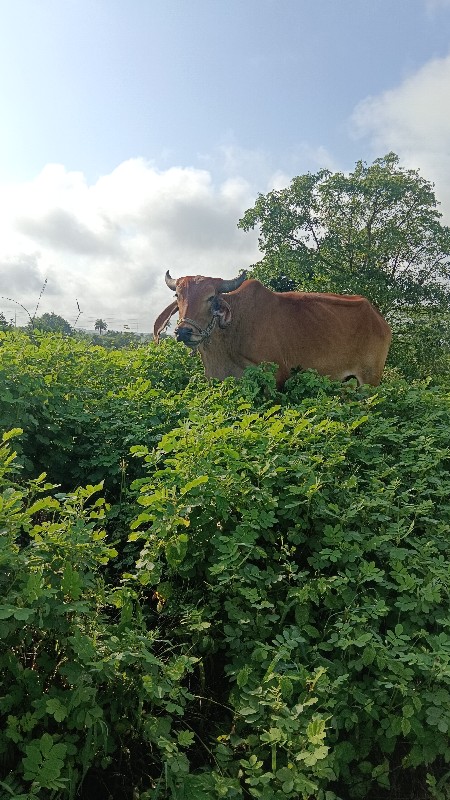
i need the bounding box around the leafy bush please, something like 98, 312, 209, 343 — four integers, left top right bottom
1, 331, 450, 799
386, 308, 450, 380
0, 430, 202, 799
0, 329, 200, 495
128, 371, 450, 799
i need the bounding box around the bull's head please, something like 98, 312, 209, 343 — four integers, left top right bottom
153, 271, 247, 346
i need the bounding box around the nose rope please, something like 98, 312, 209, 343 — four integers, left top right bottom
176, 314, 218, 349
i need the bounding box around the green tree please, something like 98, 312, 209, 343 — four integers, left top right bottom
92, 329, 140, 349
0, 312, 12, 330
239, 152, 450, 316
94, 318, 108, 335
29, 312, 72, 334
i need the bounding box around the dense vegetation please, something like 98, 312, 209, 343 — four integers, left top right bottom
0, 326, 449, 800
1, 153, 450, 799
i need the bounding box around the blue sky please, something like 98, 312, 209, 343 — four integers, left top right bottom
0, 0, 449, 329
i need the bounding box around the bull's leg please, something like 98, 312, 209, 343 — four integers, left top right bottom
358, 365, 383, 386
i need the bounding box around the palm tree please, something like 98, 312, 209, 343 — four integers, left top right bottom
94, 319, 107, 335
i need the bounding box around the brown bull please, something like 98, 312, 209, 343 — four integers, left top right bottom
154, 271, 392, 388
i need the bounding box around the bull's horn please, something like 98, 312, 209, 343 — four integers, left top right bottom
218, 271, 247, 293
165, 271, 177, 291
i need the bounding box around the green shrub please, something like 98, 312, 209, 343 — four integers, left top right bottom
2, 329, 450, 799
128, 373, 450, 798
386, 309, 450, 380
0, 431, 199, 799
0, 330, 200, 495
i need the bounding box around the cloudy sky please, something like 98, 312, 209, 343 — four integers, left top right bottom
0, 0, 449, 331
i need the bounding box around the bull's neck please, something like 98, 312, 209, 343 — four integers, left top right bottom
198, 293, 242, 374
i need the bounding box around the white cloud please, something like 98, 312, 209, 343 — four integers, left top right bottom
0, 159, 261, 331
350, 52, 450, 221
200, 140, 338, 197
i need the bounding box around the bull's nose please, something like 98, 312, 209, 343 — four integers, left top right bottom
175, 326, 193, 343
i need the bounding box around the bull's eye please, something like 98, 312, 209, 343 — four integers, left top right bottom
208, 295, 215, 303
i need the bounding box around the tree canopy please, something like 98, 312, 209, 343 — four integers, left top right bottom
239, 153, 450, 315
29, 312, 72, 335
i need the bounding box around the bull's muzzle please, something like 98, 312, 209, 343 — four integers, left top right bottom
175, 325, 195, 345
175, 315, 218, 348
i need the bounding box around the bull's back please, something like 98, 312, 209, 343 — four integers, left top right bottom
202, 281, 390, 387
237, 287, 391, 386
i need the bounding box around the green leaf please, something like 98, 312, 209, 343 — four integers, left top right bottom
260, 727, 284, 744
46, 698, 68, 723
166, 533, 189, 567
13, 608, 34, 621
22, 734, 67, 789
401, 717, 411, 736
2, 428, 23, 442
307, 717, 327, 745
61, 563, 83, 600
181, 476, 209, 494
237, 666, 251, 687
0, 606, 34, 620
177, 730, 195, 747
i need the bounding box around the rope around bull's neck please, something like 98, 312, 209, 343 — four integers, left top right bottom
176, 314, 218, 350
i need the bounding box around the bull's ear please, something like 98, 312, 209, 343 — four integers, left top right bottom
215, 299, 232, 329
153, 301, 178, 343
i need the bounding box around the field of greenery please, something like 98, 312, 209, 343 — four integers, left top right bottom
0, 325, 450, 800
2, 153, 450, 800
